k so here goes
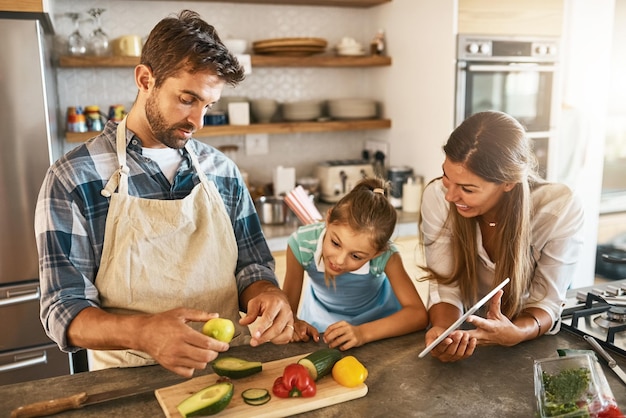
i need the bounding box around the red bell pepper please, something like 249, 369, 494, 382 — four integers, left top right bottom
272, 363, 317, 398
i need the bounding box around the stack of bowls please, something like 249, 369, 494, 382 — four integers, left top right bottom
328, 98, 377, 119
281, 100, 323, 121
250, 99, 279, 123
335, 37, 365, 56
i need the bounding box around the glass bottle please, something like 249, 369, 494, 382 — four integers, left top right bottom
67, 13, 86, 56
87, 8, 110, 56
370, 29, 385, 56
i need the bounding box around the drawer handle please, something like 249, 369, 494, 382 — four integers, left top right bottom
0, 351, 47, 373
0, 287, 41, 307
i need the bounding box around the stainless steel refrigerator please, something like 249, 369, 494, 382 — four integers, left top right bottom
0, 14, 80, 385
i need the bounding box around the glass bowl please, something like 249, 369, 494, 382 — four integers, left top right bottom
534, 353, 607, 418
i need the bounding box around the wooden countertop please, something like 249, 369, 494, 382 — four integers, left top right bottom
2, 330, 625, 417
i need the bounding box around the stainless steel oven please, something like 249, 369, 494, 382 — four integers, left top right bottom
456, 35, 560, 179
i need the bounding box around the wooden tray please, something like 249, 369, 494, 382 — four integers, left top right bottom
155, 353, 368, 417
253, 47, 326, 56
254, 46, 326, 53
252, 37, 328, 48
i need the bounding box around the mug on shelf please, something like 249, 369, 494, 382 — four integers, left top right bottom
112, 35, 143, 57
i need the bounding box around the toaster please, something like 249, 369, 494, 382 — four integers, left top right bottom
315, 160, 375, 203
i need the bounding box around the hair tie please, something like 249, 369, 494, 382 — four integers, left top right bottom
373, 188, 384, 195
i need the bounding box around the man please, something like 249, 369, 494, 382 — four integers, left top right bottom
35, 10, 293, 378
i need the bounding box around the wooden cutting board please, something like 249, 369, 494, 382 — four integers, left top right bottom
155, 353, 368, 417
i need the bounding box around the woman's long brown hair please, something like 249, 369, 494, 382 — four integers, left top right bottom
420, 111, 546, 318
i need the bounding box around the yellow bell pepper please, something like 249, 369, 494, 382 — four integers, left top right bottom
331, 355, 368, 388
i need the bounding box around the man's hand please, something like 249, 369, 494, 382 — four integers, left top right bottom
239, 281, 294, 346
67, 307, 230, 378
134, 308, 230, 377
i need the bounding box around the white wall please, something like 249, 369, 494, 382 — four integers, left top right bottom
373, 0, 457, 183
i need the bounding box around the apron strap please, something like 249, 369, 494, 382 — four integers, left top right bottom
101, 118, 131, 197
184, 141, 210, 184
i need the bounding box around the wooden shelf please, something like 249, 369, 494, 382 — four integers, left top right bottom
59, 55, 139, 68
251, 54, 390, 67
127, 0, 390, 8
59, 54, 391, 68
65, 119, 391, 142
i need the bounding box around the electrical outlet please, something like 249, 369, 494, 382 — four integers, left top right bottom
365, 140, 389, 159
245, 133, 269, 155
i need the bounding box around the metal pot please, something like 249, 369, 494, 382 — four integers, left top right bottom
254, 196, 288, 225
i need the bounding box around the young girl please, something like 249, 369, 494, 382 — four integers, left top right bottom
282, 178, 428, 350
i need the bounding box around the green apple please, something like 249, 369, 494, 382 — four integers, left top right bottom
202, 318, 235, 343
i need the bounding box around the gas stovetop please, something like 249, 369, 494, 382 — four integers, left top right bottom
561, 279, 626, 357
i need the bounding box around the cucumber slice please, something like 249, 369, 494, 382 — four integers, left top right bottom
211, 356, 263, 379
242, 388, 269, 401
244, 395, 271, 406
242, 388, 271, 406
176, 382, 233, 417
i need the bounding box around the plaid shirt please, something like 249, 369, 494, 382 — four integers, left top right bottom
35, 121, 276, 352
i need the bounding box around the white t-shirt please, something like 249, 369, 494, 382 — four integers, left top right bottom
141, 147, 184, 184
421, 178, 584, 334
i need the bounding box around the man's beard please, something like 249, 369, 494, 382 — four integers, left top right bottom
145, 93, 195, 149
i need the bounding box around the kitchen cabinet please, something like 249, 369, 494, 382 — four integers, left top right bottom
0, 0, 46, 13
458, 0, 563, 37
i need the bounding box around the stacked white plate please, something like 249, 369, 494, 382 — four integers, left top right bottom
328, 98, 377, 119
335, 37, 365, 56
282, 100, 323, 121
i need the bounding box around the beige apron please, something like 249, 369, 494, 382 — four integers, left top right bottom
90, 118, 248, 370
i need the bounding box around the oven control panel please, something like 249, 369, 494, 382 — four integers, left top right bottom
458, 34, 559, 62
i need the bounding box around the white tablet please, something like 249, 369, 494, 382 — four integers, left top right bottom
418, 277, 510, 358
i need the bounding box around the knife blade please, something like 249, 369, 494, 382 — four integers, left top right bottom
584, 335, 626, 386
10, 376, 186, 418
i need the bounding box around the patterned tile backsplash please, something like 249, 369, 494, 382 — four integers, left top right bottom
53, 0, 387, 184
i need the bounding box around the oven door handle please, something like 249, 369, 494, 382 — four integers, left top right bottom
466, 64, 557, 72
0, 351, 47, 373
0, 287, 41, 307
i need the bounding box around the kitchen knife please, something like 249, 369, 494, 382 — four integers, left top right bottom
10, 376, 186, 418
584, 335, 626, 386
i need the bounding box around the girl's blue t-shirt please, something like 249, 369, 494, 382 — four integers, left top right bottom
287, 222, 402, 332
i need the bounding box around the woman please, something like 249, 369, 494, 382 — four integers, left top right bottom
420, 110, 584, 362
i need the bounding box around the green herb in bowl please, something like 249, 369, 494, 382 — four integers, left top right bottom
541, 367, 591, 417
534, 354, 602, 418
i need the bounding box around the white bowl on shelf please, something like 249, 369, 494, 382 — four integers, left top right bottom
223, 39, 248, 54
250, 99, 279, 123
328, 98, 377, 119
335, 37, 365, 56
282, 100, 323, 121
